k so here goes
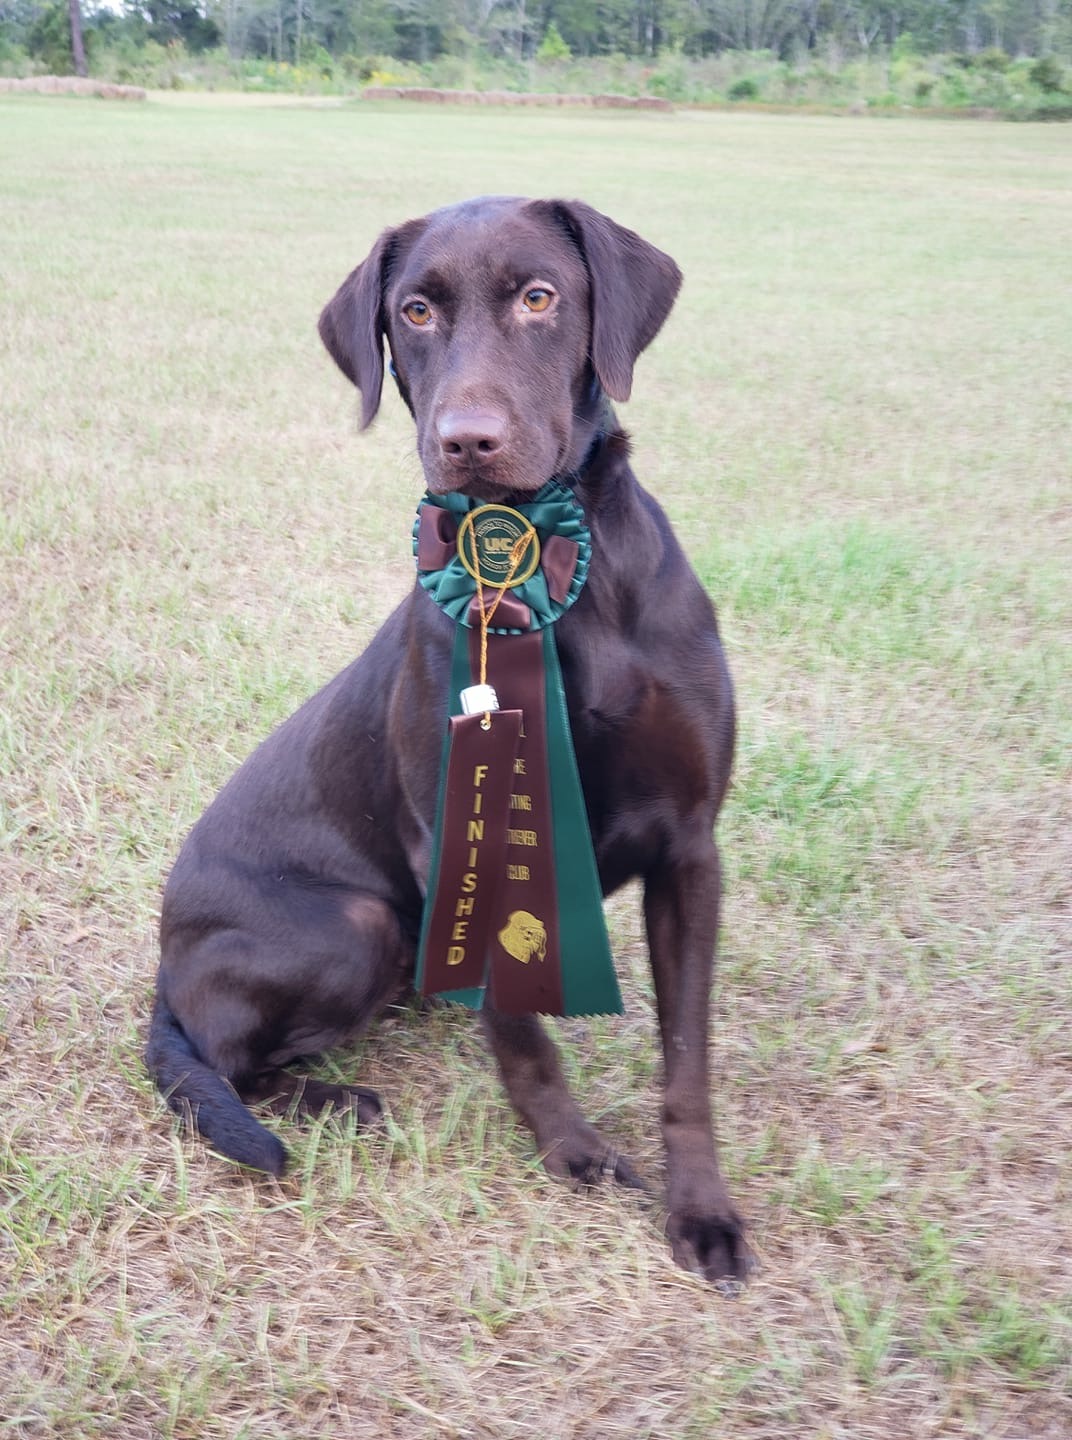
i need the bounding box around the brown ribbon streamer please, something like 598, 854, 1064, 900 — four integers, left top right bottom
418, 708, 523, 996
468, 627, 566, 1016
466, 588, 532, 633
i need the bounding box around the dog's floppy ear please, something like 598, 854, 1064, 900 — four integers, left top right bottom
318, 227, 400, 430
532, 199, 682, 403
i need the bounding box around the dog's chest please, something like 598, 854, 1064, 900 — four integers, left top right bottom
559, 624, 721, 870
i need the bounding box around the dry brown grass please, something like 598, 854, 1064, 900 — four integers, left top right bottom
1, 94, 1070, 1438
0, 76, 146, 98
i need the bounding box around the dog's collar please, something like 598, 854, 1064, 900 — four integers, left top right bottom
550, 427, 607, 490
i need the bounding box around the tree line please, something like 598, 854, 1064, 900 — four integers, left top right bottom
3, 0, 1070, 75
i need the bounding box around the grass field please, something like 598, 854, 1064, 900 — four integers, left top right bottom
1, 93, 1070, 1438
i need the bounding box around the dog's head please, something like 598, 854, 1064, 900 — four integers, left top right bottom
318, 196, 681, 500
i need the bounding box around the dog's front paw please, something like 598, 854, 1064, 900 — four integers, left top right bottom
667, 1204, 751, 1290
540, 1119, 648, 1192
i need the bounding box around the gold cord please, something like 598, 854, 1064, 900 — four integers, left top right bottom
465, 526, 536, 728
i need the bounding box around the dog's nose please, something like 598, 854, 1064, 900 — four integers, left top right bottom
437, 410, 507, 467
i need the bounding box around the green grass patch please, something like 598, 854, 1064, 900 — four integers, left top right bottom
2, 95, 1070, 1439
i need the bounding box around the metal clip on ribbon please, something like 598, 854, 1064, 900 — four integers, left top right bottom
460, 684, 499, 716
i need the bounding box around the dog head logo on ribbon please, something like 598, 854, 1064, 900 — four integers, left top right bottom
498, 910, 548, 965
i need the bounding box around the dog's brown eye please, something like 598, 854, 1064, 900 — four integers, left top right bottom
522, 288, 553, 313
403, 301, 432, 327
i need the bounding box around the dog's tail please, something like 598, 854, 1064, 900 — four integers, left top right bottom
146, 999, 287, 1177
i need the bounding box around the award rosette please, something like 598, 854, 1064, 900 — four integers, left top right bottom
412, 481, 622, 1018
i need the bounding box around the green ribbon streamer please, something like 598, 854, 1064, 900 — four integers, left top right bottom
413, 483, 622, 1017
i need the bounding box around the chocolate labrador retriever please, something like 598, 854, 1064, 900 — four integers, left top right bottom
147, 196, 747, 1284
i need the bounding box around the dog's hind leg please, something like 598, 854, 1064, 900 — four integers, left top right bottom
247, 1071, 384, 1127
151, 891, 406, 1173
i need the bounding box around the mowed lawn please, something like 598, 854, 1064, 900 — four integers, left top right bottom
1, 93, 1069, 1438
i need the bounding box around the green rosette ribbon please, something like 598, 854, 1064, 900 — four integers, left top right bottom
412, 481, 591, 632
412, 481, 622, 1018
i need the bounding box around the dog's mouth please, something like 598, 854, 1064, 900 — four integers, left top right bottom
420, 415, 566, 504
426, 472, 544, 505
